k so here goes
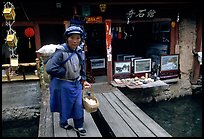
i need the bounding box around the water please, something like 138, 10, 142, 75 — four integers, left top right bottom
2, 118, 39, 137
136, 93, 202, 137
1, 92, 202, 137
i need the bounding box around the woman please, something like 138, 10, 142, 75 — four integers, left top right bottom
45, 25, 91, 136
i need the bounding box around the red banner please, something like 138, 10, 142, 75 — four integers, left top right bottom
105, 20, 112, 49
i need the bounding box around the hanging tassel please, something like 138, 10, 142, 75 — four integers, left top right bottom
28, 38, 31, 48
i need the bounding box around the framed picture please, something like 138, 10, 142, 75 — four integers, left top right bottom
131, 57, 142, 67
124, 55, 135, 61
117, 54, 127, 61
90, 58, 105, 69
160, 54, 179, 71
114, 61, 131, 75
134, 58, 151, 73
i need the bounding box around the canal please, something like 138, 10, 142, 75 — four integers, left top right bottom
2, 92, 202, 137
136, 93, 202, 137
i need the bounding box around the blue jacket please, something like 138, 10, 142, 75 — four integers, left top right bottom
45, 43, 86, 81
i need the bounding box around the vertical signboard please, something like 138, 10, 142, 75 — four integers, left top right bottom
105, 19, 113, 83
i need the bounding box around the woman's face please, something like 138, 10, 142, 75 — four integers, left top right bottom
67, 34, 81, 50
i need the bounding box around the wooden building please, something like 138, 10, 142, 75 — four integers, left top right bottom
2, 0, 202, 85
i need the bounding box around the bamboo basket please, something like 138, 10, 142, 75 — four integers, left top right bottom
82, 88, 99, 113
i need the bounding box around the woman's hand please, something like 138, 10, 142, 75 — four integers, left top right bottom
83, 81, 91, 89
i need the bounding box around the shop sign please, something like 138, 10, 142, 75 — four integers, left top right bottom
85, 16, 102, 23
126, 9, 156, 20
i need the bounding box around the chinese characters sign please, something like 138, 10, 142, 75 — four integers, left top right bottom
126, 9, 156, 22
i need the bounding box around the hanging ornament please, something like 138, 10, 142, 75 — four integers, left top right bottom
10, 54, 19, 71
6, 28, 18, 47
3, 2, 16, 21
99, 4, 106, 13
118, 26, 122, 39
24, 27, 35, 48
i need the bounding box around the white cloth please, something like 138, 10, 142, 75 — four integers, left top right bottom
36, 44, 60, 54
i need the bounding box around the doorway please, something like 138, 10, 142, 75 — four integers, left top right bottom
84, 23, 107, 83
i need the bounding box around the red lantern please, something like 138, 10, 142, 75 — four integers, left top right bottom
24, 27, 35, 48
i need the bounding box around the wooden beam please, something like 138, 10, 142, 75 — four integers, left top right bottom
33, 22, 41, 58
78, 1, 193, 6
170, 21, 178, 54
191, 15, 202, 84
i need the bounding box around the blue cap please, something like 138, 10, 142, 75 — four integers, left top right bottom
64, 25, 83, 36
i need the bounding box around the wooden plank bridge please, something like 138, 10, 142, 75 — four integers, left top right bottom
38, 82, 172, 137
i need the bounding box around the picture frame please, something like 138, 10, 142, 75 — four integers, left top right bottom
124, 55, 135, 61
160, 54, 179, 71
114, 61, 131, 75
90, 58, 105, 69
117, 54, 127, 61
134, 58, 151, 73
131, 57, 142, 67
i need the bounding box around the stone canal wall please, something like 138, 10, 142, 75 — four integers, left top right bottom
2, 81, 41, 122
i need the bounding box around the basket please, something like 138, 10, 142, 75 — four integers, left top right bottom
82, 88, 99, 113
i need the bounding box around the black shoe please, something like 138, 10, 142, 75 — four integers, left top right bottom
60, 124, 73, 130
74, 127, 87, 136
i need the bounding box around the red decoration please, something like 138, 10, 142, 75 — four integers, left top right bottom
25, 27, 35, 38
24, 27, 35, 48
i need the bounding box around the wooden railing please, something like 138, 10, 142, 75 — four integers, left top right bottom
2, 58, 41, 82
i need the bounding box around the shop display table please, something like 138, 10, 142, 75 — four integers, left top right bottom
111, 78, 168, 89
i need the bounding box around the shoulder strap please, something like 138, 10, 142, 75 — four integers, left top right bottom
60, 43, 76, 65
61, 52, 75, 65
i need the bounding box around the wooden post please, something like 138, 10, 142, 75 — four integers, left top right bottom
35, 58, 40, 77
5, 67, 11, 81
170, 21, 179, 54
191, 16, 202, 84
34, 23, 41, 59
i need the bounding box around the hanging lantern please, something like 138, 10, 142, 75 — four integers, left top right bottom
3, 7, 16, 20
6, 29, 18, 47
3, 2, 16, 20
24, 27, 35, 48
10, 55, 19, 70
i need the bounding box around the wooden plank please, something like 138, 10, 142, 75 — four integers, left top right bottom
38, 89, 54, 137
95, 93, 136, 137
38, 98, 47, 137
80, 111, 102, 137
112, 88, 172, 137
53, 111, 101, 137
2, 75, 39, 82
44, 106, 54, 137
103, 92, 156, 137
67, 119, 78, 137
53, 113, 78, 137
44, 89, 54, 137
